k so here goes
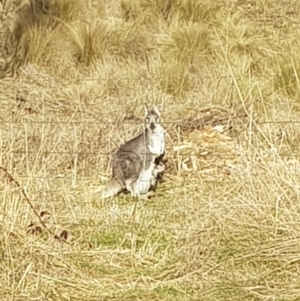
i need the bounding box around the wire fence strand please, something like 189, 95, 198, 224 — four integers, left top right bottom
1, 120, 300, 125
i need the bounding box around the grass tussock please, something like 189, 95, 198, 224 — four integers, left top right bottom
129, 0, 175, 21
156, 57, 190, 97
163, 22, 212, 68
3, 0, 84, 68
120, 0, 222, 24
2, 0, 300, 300
175, 0, 223, 24
275, 53, 300, 98
66, 21, 108, 66
108, 20, 153, 61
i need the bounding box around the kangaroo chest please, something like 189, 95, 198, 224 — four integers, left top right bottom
137, 126, 165, 194
147, 126, 165, 156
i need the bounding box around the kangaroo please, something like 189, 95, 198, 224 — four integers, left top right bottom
100, 106, 165, 199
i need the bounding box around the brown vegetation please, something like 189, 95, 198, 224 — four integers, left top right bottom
1, 0, 300, 300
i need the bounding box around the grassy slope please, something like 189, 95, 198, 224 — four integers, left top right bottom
1, 0, 300, 300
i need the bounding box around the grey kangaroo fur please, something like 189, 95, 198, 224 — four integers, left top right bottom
101, 106, 165, 199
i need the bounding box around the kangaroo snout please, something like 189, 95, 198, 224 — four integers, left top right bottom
150, 122, 155, 130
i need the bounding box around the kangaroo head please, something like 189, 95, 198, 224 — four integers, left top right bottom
144, 105, 161, 132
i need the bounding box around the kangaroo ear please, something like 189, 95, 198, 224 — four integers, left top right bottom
144, 104, 149, 116
153, 104, 162, 116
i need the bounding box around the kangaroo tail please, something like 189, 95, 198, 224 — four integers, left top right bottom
99, 179, 123, 199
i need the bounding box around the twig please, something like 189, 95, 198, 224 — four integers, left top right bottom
0, 166, 52, 235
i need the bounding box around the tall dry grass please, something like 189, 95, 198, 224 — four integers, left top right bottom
1, 0, 300, 300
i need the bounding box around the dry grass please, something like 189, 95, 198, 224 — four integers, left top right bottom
1, 0, 300, 300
